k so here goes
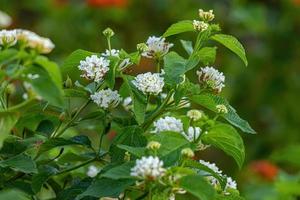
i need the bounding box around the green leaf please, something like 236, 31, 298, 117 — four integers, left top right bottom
36, 120, 54, 137
31, 165, 58, 193
180, 174, 215, 200
211, 34, 248, 66
150, 131, 189, 157
0, 190, 30, 200
180, 40, 193, 55
38, 135, 92, 154
190, 94, 255, 134
61, 49, 95, 80
0, 112, 19, 148
0, 154, 37, 173
202, 124, 245, 169
117, 145, 146, 157
186, 47, 217, 70
34, 56, 63, 91
163, 52, 187, 85
26, 65, 64, 107
0, 49, 18, 64
163, 20, 195, 37
110, 126, 147, 162
185, 159, 227, 190
64, 88, 88, 98
101, 162, 134, 180
76, 178, 134, 200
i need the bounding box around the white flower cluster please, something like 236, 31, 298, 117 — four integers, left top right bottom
132, 72, 164, 95
142, 36, 173, 58
187, 109, 203, 121
153, 116, 184, 133
0, 10, 12, 28
90, 88, 121, 109
193, 20, 209, 32
78, 55, 110, 83
87, 165, 100, 178
130, 156, 165, 179
197, 66, 225, 93
0, 29, 17, 47
199, 159, 237, 194
101, 49, 120, 57
16, 29, 55, 53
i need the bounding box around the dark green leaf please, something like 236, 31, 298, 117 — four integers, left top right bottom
211, 34, 248, 66
190, 94, 255, 134
76, 178, 134, 200
101, 162, 134, 180
64, 88, 88, 98
0, 154, 37, 173
163, 52, 187, 85
36, 120, 54, 136
163, 20, 195, 37
117, 145, 146, 157
180, 174, 215, 200
202, 124, 245, 169
31, 165, 58, 193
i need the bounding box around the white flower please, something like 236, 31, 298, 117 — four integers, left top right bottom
101, 49, 120, 57
226, 177, 237, 191
187, 109, 203, 121
199, 160, 222, 175
182, 126, 201, 142
216, 104, 228, 114
122, 96, 132, 110
0, 11, 12, 28
87, 165, 100, 178
132, 72, 164, 95
22, 93, 28, 100
78, 55, 110, 83
193, 20, 209, 32
153, 116, 183, 133
27, 74, 40, 80
90, 89, 122, 109
16, 29, 55, 53
142, 36, 173, 58
130, 156, 165, 179
198, 9, 215, 22
0, 29, 17, 47
197, 66, 225, 93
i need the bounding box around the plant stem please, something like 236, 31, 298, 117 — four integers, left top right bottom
53, 99, 91, 138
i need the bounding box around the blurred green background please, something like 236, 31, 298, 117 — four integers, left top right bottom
1, 0, 300, 199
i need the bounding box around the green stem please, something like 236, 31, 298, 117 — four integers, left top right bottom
53, 99, 91, 138
107, 37, 112, 52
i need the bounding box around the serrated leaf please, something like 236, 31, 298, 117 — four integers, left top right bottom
163, 52, 187, 85
211, 34, 248, 66
61, 49, 95, 80
76, 178, 134, 200
163, 20, 195, 37
117, 145, 146, 157
31, 165, 58, 193
101, 162, 134, 180
38, 135, 92, 154
0, 154, 37, 173
202, 124, 245, 169
180, 174, 215, 200
190, 94, 255, 134
150, 132, 190, 157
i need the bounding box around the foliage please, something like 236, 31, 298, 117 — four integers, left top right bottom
0, 9, 254, 199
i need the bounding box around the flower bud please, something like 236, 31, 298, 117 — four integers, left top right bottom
137, 43, 148, 53
199, 9, 215, 22
124, 151, 131, 162
216, 104, 228, 114
187, 109, 203, 121
102, 27, 115, 38
193, 20, 209, 32
147, 141, 161, 150
65, 76, 73, 88
181, 148, 195, 158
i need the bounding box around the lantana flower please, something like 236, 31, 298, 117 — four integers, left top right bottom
197, 66, 225, 93
90, 88, 122, 109
132, 72, 164, 95
141, 36, 173, 59
153, 116, 184, 133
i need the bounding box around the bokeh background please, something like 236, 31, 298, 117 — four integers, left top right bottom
1, 0, 300, 199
